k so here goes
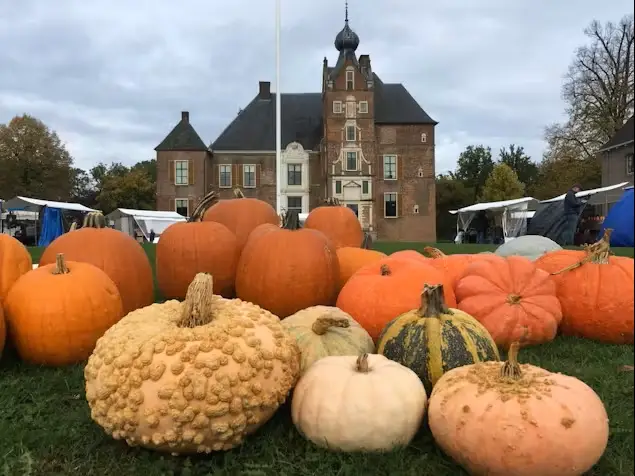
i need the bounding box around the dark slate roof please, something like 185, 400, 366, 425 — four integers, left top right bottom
211, 94, 323, 151
599, 116, 634, 152
155, 117, 208, 151
211, 74, 437, 151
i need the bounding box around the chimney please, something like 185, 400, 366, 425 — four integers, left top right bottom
181, 111, 189, 123
259, 81, 271, 100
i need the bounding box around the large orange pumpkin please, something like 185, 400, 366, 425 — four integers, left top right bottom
235, 211, 339, 318
336, 247, 386, 290
423, 246, 498, 286
39, 212, 154, 314
336, 257, 457, 341
0, 305, 6, 359
156, 193, 239, 299
0, 234, 32, 303
455, 255, 562, 350
535, 229, 634, 344
303, 198, 363, 248
387, 249, 429, 265
5, 253, 124, 365
203, 188, 279, 251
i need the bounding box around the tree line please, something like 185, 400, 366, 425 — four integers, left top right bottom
0, 14, 632, 231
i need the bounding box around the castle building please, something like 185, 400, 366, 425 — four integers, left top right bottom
155, 10, 438, 241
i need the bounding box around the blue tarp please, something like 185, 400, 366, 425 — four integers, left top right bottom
600, 189, 634, 247
37, 206, 64, 247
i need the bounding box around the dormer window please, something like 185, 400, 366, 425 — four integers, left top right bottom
346, 70, 354, 90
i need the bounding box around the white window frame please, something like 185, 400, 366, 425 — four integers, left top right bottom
627, 153, 634, 175
421, 132, 427, 143
175, 198, 189, 217
287, 163, 302, 186
345, 124, 356, 142
174, 160, 189, 185
345, 151, 358, 171
384, 192, 398, 218
359, 101, 368, 114
333, 101, 343, 114
383, 154, 398, 180
362, 180, 370, 196
243, 164, 256, 188
286, 196, 303, 214
219, 164, 232, 188
413, 204, 420, 214
335, 180, 342, 195
346, 70, 354, 90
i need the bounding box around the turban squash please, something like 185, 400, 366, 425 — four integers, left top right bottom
303, 197, 364, 249
534, 229, 634, 344
39, 211, 154, 314
376, 284, 499, 394
157, 192, 239, 299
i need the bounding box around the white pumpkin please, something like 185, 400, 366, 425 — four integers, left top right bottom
495, 235, 562, 261
291, 353, 427, 452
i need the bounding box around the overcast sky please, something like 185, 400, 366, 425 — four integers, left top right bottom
0, 0, 631, 174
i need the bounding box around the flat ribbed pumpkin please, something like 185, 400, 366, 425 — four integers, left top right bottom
335, 247, 386, 290
377, 284, 499, 394
423, 247, 498, 287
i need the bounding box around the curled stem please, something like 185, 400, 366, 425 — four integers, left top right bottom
311, 316, 350, 335
552, 229, 613, 275
356, 354, 370, 373
188, 192, 219, 223
178, 273, 216, 328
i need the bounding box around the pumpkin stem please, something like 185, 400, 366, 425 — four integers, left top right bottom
311, 316, 350, 335
178, 273, 216, 328
499, 327, 529, 380
379, 264, 391, 276
323, 197, 342, 207
424, 247, 446, 258
82, 211, 107, 229
69, 222, 78, 231
188, 191, 219, 223
551, 229, 613, 275
356, 354, 371, 373
233, 188, 245, 198
507, 294, 522, 305
52, 253, 70, 275
419, 284, 451, 317
282, 210, 301, 230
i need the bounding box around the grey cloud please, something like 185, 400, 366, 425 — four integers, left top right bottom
0, 0, 632, 172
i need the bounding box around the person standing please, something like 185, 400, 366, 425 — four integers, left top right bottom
562, 184, 587, 246
149, 229, 156, 243
473, 211, 488, 244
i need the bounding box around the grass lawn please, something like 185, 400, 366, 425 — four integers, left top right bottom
1, 243, 633, 476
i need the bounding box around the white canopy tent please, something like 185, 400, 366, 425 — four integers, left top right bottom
449, 197, 539, 243
106, 208, 186, 241
540, 182, 630, 203
2, 196, 97, 212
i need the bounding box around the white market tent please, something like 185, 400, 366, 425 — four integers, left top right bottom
106, 208, 186, 241
2, 196, 97, 212
449, 197, 539, 243
540, 182, 630, 203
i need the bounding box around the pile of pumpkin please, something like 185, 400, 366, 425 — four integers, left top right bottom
0, 191, 633, 476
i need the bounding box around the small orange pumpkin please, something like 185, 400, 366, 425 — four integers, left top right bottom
303, 198, 363, 248
337, 257, 457, 341
424, 246, 499, 286
39, 212, 154, 314
455, 255, 562, 350
535, 230, 634, 344
157, 193, 239, 299
235, 211, 339, 318
336, 247, 386, 290
0, 234, 32, 303
203, 188, 280, 251
5, 254, 124, 366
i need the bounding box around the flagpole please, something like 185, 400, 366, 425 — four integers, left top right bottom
275, 0, 282, 216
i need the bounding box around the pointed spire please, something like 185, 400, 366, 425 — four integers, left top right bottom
345, 0, 349, 24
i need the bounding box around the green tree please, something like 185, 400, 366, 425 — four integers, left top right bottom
454, 145, 494, 201
435, 174, 474, 240
498, 144, 538, 188
479, 163, 525, 202
70, 168, 98, 206
132, 159, 156, 183
0, 114, 73, 200
530, 156, 601, 200
95, 168, 155, 214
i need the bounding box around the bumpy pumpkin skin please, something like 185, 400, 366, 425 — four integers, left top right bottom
535, 247, 634, 344
157, 221, 239, 299
202, 197, 279, 251
428, 345, 609, 476
337, 257, 457, 341
0, 234, 32, 303
235, 223, 339, 319
39, 226, 153, 314
303, 201, 363, 249
291, 354, 427, 452
455, 255, 562, 350
85, 273, 300, 455
377, 285, 499, 395
335, 247, 386, 290
5, 255, 124, 366
282, 306, 375, 374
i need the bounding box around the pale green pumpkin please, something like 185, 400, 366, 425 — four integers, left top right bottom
282, 306, 375, 374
